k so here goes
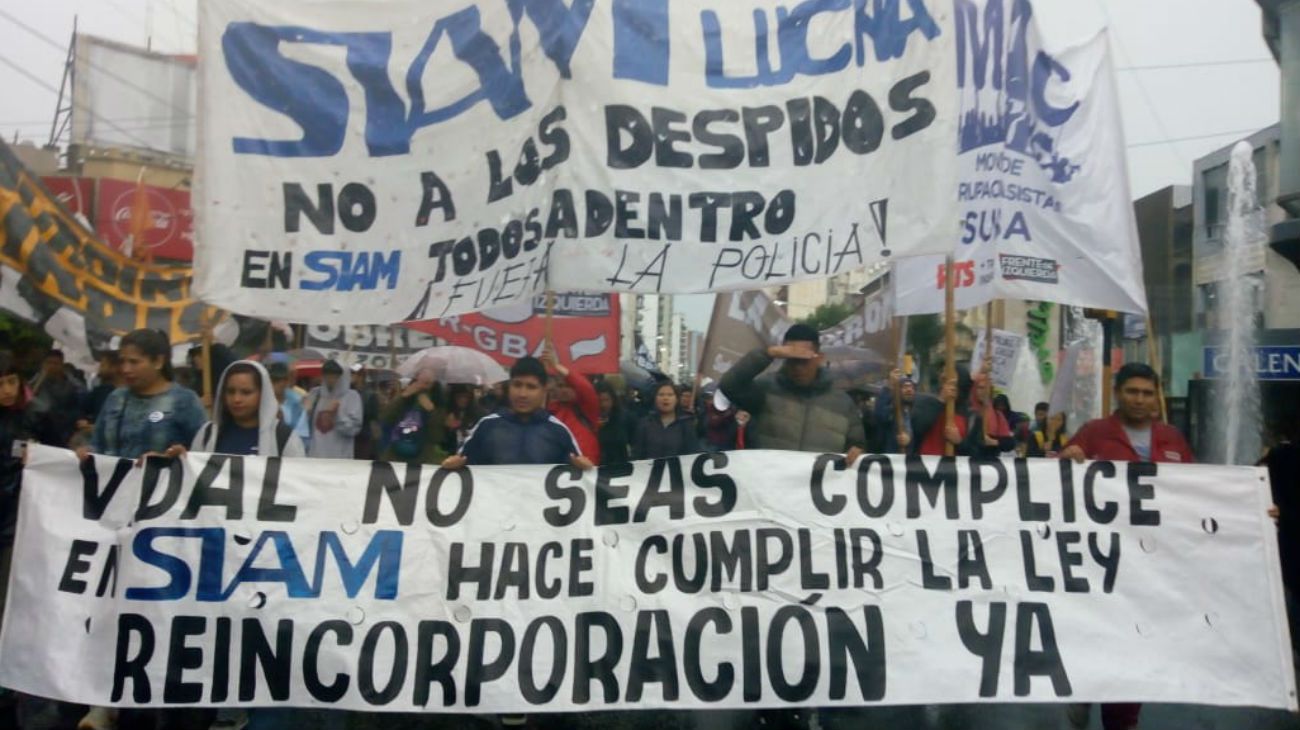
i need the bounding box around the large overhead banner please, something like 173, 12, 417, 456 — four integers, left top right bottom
196, 0, 959, 324
3, 446, 1293, 712
893, 0, 1146, 316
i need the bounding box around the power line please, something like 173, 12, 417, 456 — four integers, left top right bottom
0, 114, 192, 127
0, 52, 159, 150
0, 118, 191, 133
1094, 1, 1187, 170
1127, 128, 1266, 149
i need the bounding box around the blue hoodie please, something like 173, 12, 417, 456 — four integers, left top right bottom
459, 408, 582, 466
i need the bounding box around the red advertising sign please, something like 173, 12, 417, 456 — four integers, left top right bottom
40, 177, 94, 218
95, 178, 194, 261
405, 293, 620, 375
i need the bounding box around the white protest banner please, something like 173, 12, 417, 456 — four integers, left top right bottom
893, 1, 1146, 316
3, 445, 1294, 713
972, 328, 1025, 390
195, 0, 959, 324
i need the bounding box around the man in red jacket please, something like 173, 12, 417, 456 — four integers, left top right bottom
542, 350, 602, 465
1061, 362, 1193, 465
1060, 362, 1193, 730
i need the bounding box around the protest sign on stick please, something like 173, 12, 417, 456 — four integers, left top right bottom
972, 328, 1027, 392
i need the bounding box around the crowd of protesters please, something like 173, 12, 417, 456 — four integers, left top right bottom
0, 323, 1293, 730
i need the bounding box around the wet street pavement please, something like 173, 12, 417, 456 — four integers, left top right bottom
329, 703, 1300, 730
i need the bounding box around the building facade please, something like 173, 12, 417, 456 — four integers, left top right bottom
1122, 185, 1196, 400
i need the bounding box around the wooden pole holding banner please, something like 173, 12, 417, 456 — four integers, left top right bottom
980, 301, 998, 443
890, 316, 906, 446
943, 255, 957, 457
1101, 311, 1116, 416
544, 290, 557, 354
1146, 314, 1167, 422
200, 309, 215, 412
982, 302, 994, 374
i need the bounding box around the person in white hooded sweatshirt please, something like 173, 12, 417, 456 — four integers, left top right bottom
303, 359, 362, 459
192, 365, 342, 730
192, 360, 306, 458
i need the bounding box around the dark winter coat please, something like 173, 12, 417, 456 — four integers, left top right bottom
597, 410, 634, 466
720, 348, 867, 454
0, 406, 33, 542
459, 409, 584, 466
631, 413, 699, 460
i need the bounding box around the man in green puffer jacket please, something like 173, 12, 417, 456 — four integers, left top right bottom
720, 322, 867, 457
719, 323, 867, 730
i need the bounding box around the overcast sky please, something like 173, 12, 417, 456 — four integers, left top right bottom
0, 0, 1281, 331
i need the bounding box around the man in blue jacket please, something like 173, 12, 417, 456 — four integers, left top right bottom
440, 356, 590, 729
442, 356, 594, 469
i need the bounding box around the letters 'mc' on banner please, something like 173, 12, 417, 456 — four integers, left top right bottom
2, 446, 1293, 712
195, 0, 960, 324
893, 1, 1148, 316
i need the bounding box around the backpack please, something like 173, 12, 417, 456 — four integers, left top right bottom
387, 406, 428, 460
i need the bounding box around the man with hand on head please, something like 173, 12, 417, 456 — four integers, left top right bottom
720, 323, 867, 461
719, 323, 868, 729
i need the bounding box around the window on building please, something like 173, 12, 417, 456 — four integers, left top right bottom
1203, 165, 1227, 242
1172, 262, 1193, 332
1197, 282, 1216, 330
1254, 144, 1273, 209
